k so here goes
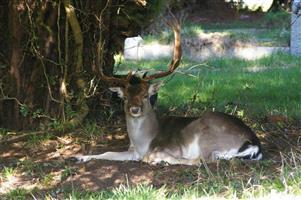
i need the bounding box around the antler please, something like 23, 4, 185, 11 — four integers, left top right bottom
96, 42, 132, 86
143, 15, 182, 81
98, 66, 132, 86
97, 13, 181, 86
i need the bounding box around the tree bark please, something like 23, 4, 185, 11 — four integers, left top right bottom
63, 0, 83, 73
291, 0, 301, 56
8, 0, 23, 129
0, 0, 164, 130
63, 0, 88, 128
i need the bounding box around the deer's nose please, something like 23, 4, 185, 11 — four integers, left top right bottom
130, 107, 141, 114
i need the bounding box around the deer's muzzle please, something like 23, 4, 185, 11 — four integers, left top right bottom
129, 106, 142, 117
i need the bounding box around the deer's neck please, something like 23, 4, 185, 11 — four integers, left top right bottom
126, 109, 159, 157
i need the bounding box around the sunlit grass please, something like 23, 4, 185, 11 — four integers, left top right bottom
64, 156, 301, 199
1, 167, 17, 180
117, 52, 301, 119
143, 27, 289, 47
142, 11, 290, 47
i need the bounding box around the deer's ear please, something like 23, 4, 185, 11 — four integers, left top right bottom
109, 87, 124, 98
148, 81, 163, 96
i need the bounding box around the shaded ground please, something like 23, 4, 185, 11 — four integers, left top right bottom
0, 116, 300, 198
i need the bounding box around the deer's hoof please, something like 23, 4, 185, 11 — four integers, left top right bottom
143, 156, 168, 166
66, 157, 78, 163
66, 155, 90, 163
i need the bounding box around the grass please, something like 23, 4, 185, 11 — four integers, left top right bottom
55, 157, 301, 199
117, 52, 301, 119
81, 121, 104, 140
205, 27, 289, 47
61, 165, 76, 180
26, 132, 52, 146
1, 167, 17, 180
144, 26, 289, 47
200, 10, 290, 29
142, 11, 290, 47
5, 189, 27, 200
67, 185, 167, 200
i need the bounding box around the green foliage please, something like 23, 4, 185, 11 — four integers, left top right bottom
46, 119, 64, 131
65, 104, 77, 119
261, 10, 290, 28
19, 104, 48, 120
1, 166, 17, 180
32, 108, 43, 119
26, 133, 52, 146
0, 128, 8, 140
18, 159, 41, 176
41, 173, 54, 187
20, 105, 30, 117
82, 121, 103, 139
61, 166, 76, 180
6, 188, 27, 200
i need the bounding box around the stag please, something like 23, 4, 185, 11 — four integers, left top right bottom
73, 18, 262, 165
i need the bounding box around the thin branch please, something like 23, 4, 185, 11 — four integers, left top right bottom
0, 81, 24, 106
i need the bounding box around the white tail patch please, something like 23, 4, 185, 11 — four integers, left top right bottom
212, 145, 261, 161
237, 145, 260, 159
254, 152, 263, 160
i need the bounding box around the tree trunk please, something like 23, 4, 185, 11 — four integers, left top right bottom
8, 0, 23, 129
0, 0, 164, 130
291, 0, 301, 56
63, 0, 88, 128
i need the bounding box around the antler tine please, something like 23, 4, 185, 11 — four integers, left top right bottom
98, 66, 130, 87
96, 32, 130, 87
144, 13, 182, 81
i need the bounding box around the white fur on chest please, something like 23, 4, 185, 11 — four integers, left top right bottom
127, 116, 153, 157
127, 117, 145, 142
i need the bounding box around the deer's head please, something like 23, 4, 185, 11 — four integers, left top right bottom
100, 17, 181, 118
109, 77, 162, 117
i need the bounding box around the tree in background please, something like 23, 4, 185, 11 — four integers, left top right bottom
291, 0, 301, 56
0, 0, 164, 130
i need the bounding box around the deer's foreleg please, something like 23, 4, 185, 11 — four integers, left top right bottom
73, 150, 141, 163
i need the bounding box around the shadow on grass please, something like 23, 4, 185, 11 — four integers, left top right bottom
0, 119, 300, 199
